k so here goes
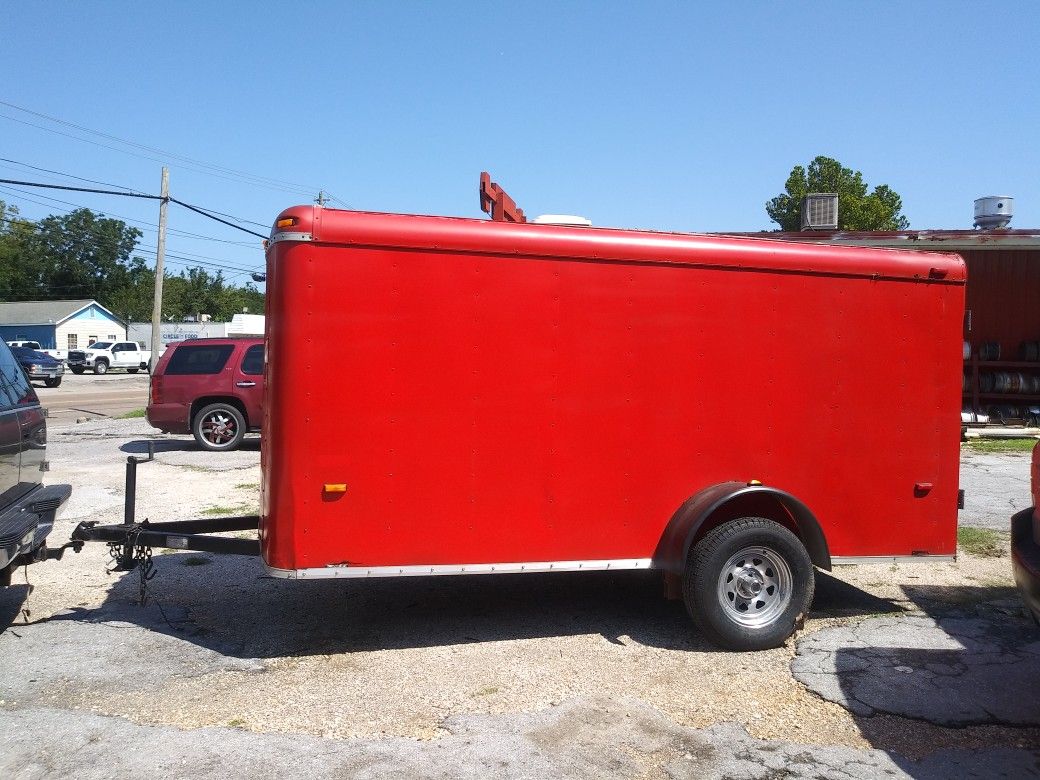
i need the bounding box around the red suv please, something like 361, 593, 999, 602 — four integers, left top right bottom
147, 338, 264, 451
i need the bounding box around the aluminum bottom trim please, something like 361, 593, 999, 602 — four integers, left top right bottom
831, 555, 957, 566
265, 558, 654, 580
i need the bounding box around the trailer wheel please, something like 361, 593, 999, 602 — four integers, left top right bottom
193, 403, 246, 452
683, 517, 813, 651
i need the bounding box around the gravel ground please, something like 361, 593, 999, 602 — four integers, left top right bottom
1, 419, 1037, 777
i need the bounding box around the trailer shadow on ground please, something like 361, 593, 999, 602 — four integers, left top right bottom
119, 437, 261, 455
793, 583, 1040, 775
2, 558, 899, 658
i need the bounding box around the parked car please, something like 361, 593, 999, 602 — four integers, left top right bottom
0, 340, 72, 585
10, 346, 65, 388
146, 337, 264, 451
67, 341, 151, 375
1012, 441, 1040, 625
6, 340, 67, 363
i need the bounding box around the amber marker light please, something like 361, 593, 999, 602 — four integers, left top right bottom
323, 483, 348, 493
275, 217, 298, 229
747, 479, 763, 486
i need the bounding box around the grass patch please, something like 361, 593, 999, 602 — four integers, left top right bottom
118, 408, 146, 419
227, 719, 246, 728
181, 555, 211, 566
957, 527, 1007, 558
473, 685, 499, 697
234, 482, 260, 491
201, 503, 255, 516
963, 438, 1038, 453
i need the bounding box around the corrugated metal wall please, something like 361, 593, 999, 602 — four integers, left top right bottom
963, 250, 1040, 356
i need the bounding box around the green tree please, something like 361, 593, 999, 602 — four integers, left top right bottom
0, 203, 264, 323
0, 200, 40, 299
766, 156, 909, 231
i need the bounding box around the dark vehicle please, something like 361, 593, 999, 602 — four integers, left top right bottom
11, 347, 65, 388
0, 341, 71, 585
146, 337, 264, 452
1012, 441, 1040, 625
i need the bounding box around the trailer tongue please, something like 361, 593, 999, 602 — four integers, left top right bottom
69, 443, 259, 574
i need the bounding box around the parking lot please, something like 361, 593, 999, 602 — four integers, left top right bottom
1, 411, 1039, 778
34, 371, 149, 423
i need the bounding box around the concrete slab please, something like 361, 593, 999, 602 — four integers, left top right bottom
3, 698, 1039, 780
793, 614, 1040, 726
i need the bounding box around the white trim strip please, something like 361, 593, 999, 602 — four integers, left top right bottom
267, 231, 313, 245
264, 558, 654, 580
831, 555, 956, 566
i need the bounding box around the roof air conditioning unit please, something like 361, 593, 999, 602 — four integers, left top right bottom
973, 196, 1013, 229
531, 214, 592, 226
801, 193, 838, 231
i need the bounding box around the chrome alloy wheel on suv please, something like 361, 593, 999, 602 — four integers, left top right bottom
193, 403, 247, 451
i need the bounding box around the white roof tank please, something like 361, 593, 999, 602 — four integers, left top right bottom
973, 196, 1013, 229
532, 214, 592, 227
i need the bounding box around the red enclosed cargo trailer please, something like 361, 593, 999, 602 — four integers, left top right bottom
251, 205, 965, 649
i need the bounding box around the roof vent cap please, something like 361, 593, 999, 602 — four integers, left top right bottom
801, 193, 838, 230
531, 214, 592, 227
973, 196, 1013, 229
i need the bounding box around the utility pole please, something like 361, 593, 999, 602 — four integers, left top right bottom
316, 190, 327, 206
149, 167, 169, 368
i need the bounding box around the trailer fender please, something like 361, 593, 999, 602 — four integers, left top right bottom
654, 482, 831, 574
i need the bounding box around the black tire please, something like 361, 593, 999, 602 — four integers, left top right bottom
44, 377, 62, 388
192, 403, 246, 452
69, 366, 84, 375
127, 368, 139, 374
682, 517, 814, 651
93, 360, 108, 375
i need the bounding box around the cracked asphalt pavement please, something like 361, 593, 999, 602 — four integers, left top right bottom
1, 417, 1039, 778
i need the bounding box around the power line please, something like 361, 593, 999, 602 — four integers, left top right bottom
0, 99, 325, 197
168, 197, 267, 239
0, 157, 291, 229
0, 176, 270, 239
0, 179, 258, 246
0, 211, 264, 277
0, 177, 158, 200
0, 157, 140, 192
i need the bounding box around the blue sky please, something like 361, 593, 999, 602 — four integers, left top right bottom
1, 3, 1038, 284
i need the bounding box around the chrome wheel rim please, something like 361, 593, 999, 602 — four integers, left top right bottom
200, 411, 238, 445
716, 546, 792, 628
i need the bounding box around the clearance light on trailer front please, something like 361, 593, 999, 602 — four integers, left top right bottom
275, 217, 298, 229
323, 483, 348, 494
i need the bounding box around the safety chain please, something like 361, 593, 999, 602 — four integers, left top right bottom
106, 537, 157, 605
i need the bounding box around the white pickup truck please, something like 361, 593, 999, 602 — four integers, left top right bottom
5, 340, 67, 363
66, 341, 151, 375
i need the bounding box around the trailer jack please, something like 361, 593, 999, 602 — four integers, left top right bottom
69, 442, 261, 575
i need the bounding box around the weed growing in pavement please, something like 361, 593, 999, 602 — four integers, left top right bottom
473, 685, 500, 697
234, 482, 260, 490
118, 408, 146, 419
202, 503, 256, 516
963, 438, 1039, 453
957, 527, 1007, 558
227, 719, 246, 728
